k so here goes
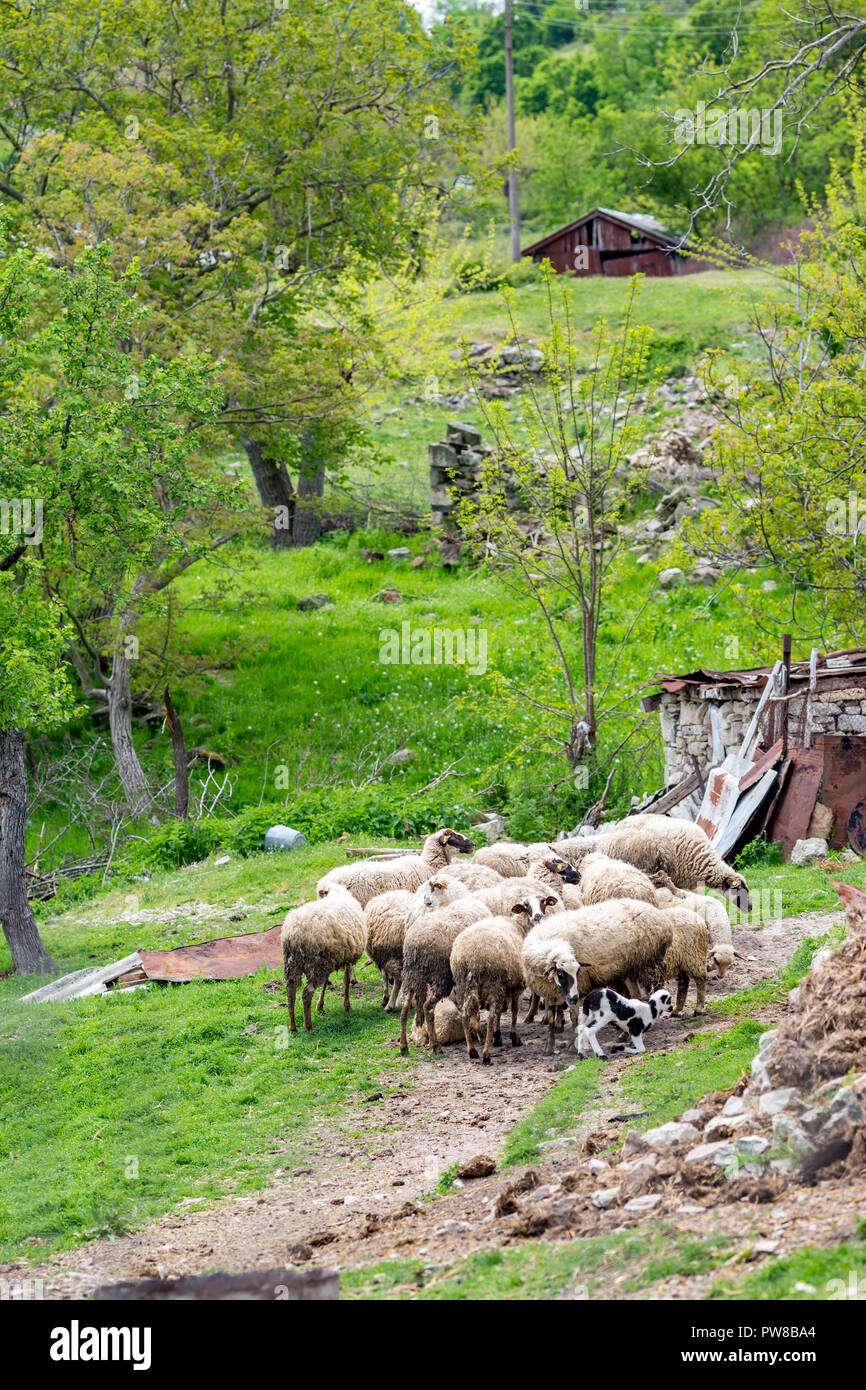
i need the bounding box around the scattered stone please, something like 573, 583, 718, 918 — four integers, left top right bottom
620, 1160, 658, 1198
213, 855, 231, 867
790, 837, 829, 867
297, 593, 332, 611
643, 1121, 700, 1150
286, 1242, 313, 1263
590, 1187, 621, 1209
621, 1130, 649, 1159
658, 567, 685, 590
386, 547, 412, 561
757, 1088, 800, 1117
623, 1194, 663, 1213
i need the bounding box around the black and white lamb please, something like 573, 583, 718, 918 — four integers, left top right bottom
575, 986, 673, 1059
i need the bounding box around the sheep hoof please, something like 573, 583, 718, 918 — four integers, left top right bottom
510, 1033, 521, 1048
468, 1047, 479, 1060
481, 1055, 492, 1066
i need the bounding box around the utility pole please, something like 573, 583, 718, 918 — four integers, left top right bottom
504, 0, 521, 262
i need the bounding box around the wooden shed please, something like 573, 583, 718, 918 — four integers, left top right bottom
522, 207, 686, 278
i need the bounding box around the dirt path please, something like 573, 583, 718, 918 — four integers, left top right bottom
3, 908, 840, 1299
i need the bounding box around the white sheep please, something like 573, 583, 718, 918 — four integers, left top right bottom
316, 828, 475, 907
657, 903, 710, 1014
655, 885, 735, 980
590, 815, 752, 908
572, 851, 659, 906
521, 900, 674, 1054
442, 861, 504, 891
474, 876, 564, 924
451, 914, 526, 1064
472, 840, 554, 878
363, 889, 415, 1010
399, 888, 489, 1054
281, 883, 367, 1033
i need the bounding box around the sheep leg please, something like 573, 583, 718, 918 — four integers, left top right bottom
543, 1015, 556, 1056
462, 991, 480, 1060
343, 967, 352, 1012
524, 991, 539, 1024
399, 990, 414, 1054
693, 973, 706, 1016
425, 991, 444, 1053
482, 1007, 498, 1065
509, 992, 521, 1048
381, 974, 390, 1009
302, 982, 315, 1032
386, 974, 401, 1012
286, 979, 298, 1033
674, 970, 689, 1016
317, 982, 327, 1014
579, 1023, 607, 1060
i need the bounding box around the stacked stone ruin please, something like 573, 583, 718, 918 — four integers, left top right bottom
429, 421, 495, 528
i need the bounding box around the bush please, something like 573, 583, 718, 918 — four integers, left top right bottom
123, 786, 478, 872
735, 838, 783, 870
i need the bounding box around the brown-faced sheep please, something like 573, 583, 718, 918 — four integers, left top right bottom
475, 876, 563, 925
281, 883, 367, 1033
521, 901, 674, 1054
316, 828, 475, 907
363, 889, 415, 1010
451, 914, 526, 1064
591, 815, 751, 909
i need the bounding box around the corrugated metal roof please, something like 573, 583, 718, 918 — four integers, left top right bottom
647, 648, 866, 696
522, 206, 683, 257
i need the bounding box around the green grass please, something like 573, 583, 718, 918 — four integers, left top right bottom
734, 861, 864, 923
617, 1020, 771, 1132
710, 1234, 866, 1300
707, 927, 848, 1020
0, 845, 416, 1264
501, 1057, 606, 1167
341, 1223, 732, 1300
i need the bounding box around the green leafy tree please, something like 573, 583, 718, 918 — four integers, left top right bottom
0, 236, 224, 973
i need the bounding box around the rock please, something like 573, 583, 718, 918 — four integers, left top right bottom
386, 547, 412, 561
456, 1154, 496, 1180
587, 1158, 611, 1177
790, 837, 828, 866
590, 1187, 621, 1209
623, 1194, 663, 1213
757, 1088, 800, 1117
297, 593, 332, 611
684, 1140, 737, 1166
734, 1135, 771, 1159
445, 421, 482, 447
642, 1121, 700, 1151
537, 1137, 579, 1155
680, 1107, 705, 1126
621, 1130, 649, 1159
704, 1112, 753, 1140
213, 854, 231, 867
807, 802, 835, 841
722, 1096, 747, 1117
620, 1160, 657, 1198
264, 825, 309, 853
470, 812, 508, 843
688, 566, 720, 585
658, 567, 685, 590
772, 1114, 812, 1158
761, 580, 778, 593
286, 1242, 314, 1263
810, 947, 833, 973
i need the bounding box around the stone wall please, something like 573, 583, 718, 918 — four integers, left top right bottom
659, 680, 866, 784
429, 421, 495, 528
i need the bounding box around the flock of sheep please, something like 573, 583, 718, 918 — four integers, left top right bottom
280, 814, 752, 1064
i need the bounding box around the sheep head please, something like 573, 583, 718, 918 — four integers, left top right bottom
421, 873, 468, 909
719, 870, 751, 913
542, 941, 592, 1005
544, 856, 581, 885
317, 882, 354, 903
435, 827, 475, 856
510, 892, 560, 930
707, 943, 735, 978
649, 988, 674, 1019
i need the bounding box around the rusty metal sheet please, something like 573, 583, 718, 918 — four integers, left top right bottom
138, 926, 282, 982
764, 747, 823, 857
695, 754, 751, 843
819, 734, 866, 850
738, 739, 783, 791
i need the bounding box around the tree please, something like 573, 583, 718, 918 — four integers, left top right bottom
456, 272, 654, 784
0, 235, 224, 972
0, 0, 478, 547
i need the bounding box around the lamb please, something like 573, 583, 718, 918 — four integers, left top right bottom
655, 885, 735, 980
451, 914, 526, 1064
363, 889, 415, 1010
316, 828, 475, 908
409, 997, 480, 1048
657, 903, 710, 1015
405, 871, 476, 930
589, 815, 751, 909
521, 901, 674, 1053
573, 851, 658, 906
575, 987, 673, 1059
281, 883, 367, 1033
399, 895, 489, 1054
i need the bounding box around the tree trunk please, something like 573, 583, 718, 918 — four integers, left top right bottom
293, 428, 325, 548
242, 436, 295, 550
163, 686, 189, 820
0, 726, 58, 976
108, 592, 150, 814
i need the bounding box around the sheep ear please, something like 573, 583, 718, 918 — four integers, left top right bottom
545, 896, 557, 906
511, 902, 525, 914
